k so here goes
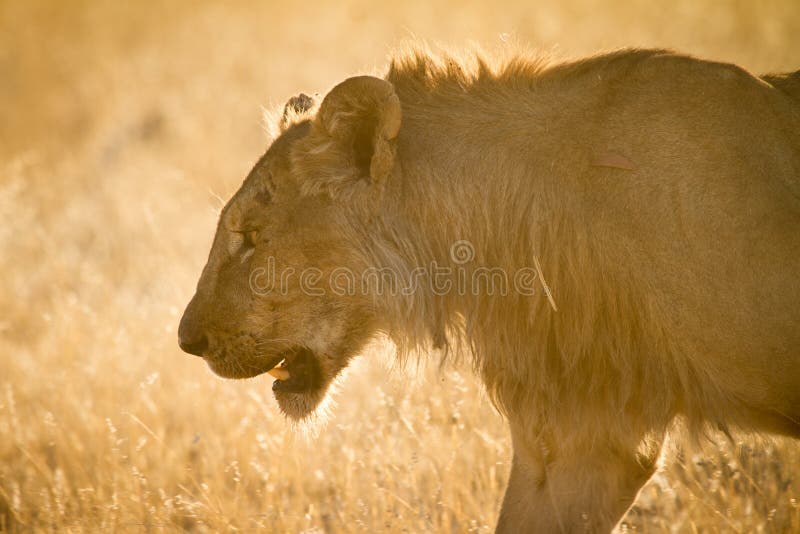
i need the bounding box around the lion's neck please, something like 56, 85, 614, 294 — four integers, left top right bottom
367, 86, 570, 358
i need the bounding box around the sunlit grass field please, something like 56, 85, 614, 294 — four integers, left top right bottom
1, 1, 799, 531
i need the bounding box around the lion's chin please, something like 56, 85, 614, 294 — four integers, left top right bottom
273, 386, 331, 420
270, 347, 331, 420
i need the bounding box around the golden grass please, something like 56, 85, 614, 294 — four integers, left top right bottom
1, 1, 799, 531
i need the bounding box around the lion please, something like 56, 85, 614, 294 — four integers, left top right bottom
179, 47, 800, 532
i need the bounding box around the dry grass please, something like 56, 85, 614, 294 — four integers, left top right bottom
1, 1, 799, 532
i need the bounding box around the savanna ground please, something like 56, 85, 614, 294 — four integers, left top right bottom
1, 1, 799, 532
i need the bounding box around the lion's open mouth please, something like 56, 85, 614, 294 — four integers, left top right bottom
267, 347, 322, 393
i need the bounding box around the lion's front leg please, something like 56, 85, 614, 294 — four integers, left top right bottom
496, 428, 661, 533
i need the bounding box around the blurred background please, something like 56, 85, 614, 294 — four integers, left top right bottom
1, 1, 799, 531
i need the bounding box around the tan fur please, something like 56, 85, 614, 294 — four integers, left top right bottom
181, 47, 800, 532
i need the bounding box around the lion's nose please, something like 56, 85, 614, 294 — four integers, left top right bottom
179, 332, 208, 357
178, 299, 208, 357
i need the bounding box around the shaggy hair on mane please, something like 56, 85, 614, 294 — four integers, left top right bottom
367, 48, 727, 441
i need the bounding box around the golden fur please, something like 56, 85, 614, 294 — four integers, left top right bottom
181, 47, 800, 532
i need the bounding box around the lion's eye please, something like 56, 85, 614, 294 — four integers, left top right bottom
243, 230, 259, 248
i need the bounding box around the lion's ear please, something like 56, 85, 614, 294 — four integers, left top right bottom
292, 76, 401, 197
318, 76, 402, 182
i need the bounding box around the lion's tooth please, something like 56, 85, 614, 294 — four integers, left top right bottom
267, 367, 290, 381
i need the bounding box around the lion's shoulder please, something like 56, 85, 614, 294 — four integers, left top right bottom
763, 70, 800, 101
547, 48, 768, 94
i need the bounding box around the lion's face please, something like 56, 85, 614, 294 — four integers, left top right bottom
179, 78, 402, 419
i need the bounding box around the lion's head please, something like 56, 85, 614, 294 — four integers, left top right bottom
179, 77, 402, 419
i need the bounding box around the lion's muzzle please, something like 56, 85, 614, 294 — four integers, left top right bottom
178, 296, 208, 357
